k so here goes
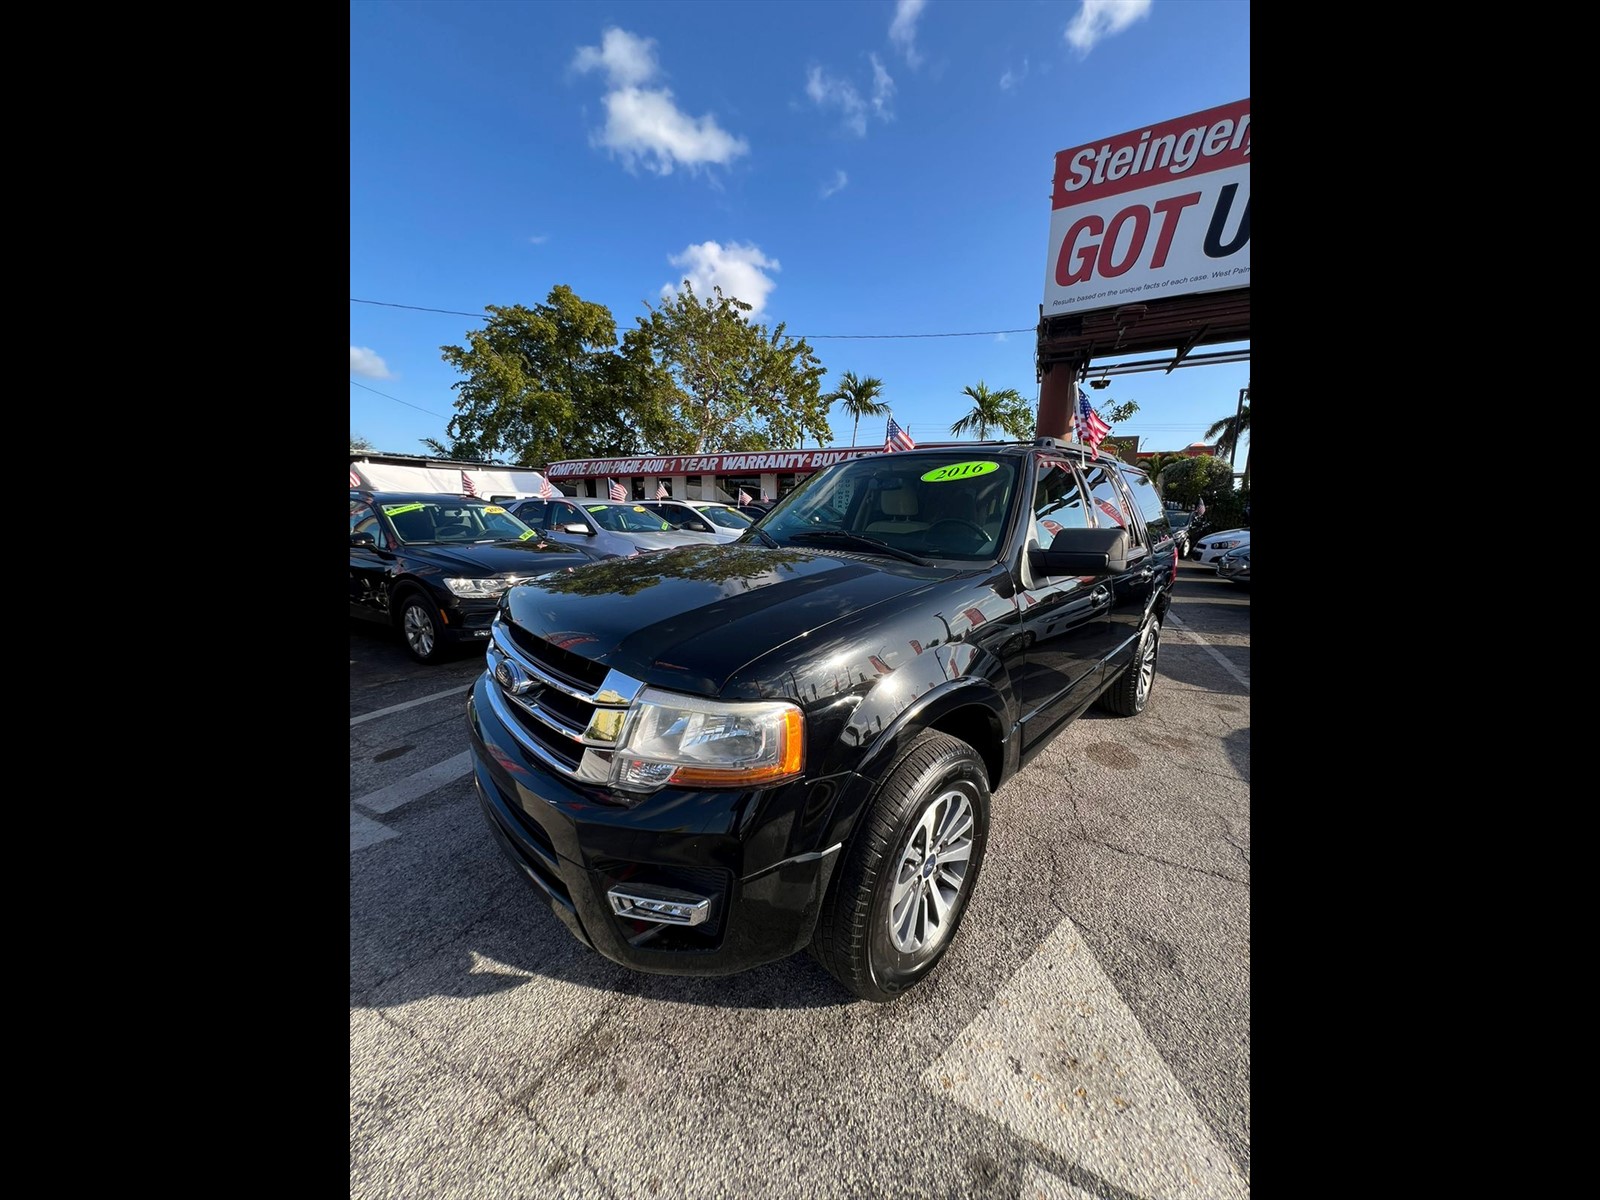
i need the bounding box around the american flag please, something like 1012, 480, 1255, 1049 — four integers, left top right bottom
884, 416, 915, 453
349, 469, 360, 487
761, 492, 771, 503
461, 471, 478, 496
608, 478, 626, 501
539, 476, 556, 499
656, 481, 669, 500
738, 488, 752, 505
1074, 388, 1111, 459
1195, 498, 1206, 518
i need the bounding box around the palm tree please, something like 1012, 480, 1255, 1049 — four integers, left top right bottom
950, 382, 1030, 440
1204, 385, 1251, 486
824, 372, 889, 446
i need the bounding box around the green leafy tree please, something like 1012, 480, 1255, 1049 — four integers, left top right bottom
1205, 386, 1251, 485
1158, 455, 1235, 510
825, 372, 889, 446
350, 432, 373, 452
950, 382, 1032, 440
438, 285, 641, 467
626, 283, 831, 454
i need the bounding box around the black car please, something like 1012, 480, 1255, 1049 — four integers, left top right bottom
350, 491, 606, 664
467, 440, 1177, 1000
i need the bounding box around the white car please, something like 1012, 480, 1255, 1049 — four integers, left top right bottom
1191, 527, 1251, 565
638, 500, 744, 544
684, 500, 756, 537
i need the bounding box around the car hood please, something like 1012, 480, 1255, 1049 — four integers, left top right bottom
501, 543, 952, 695
615, 530, 719, 551
1197, 528, 1251, 544
406, 540, 595, 575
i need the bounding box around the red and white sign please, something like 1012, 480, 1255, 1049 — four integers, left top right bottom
1044, 98, 1250, 316
545, 447, 884, 479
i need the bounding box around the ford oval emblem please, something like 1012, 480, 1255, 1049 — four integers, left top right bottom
494, 660, 522, 691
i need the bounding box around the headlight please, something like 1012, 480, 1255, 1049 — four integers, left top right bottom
444, 576, 513, 598
1211, 539, 1243, 550
611, 688, 804, 793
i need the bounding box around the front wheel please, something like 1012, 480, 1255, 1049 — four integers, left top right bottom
811, 731, 990, 1002
397, 591, 447, 664
1099, 613, 1160, 716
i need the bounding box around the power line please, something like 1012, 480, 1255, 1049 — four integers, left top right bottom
349, 379, 452, 419
350, 296, 1033, 340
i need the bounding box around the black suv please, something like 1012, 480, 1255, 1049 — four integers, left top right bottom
466, 440, 1177, 1000
350, 491, 607, 663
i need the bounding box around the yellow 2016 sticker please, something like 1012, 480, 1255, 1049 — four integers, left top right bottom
484, 505, 506, 514
587, 505, 607, 512
382, 502, 425, 516
633, 506, 647, 512
921, 461, 998, 483
518, 530, 538, 541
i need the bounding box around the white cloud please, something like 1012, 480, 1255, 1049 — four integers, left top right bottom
1000, 57, 1030, 91
806, 58, 894, 137
820, 169, 849, 199
350, 347, 393, 380
889, 0, 927, 67
1064, 0, 1152, 56
870, 54, 895, 117
528, 234, 549, 245
994, 332, 1009, 343
573, 28, 749, 174
571, 27, 660, 87
661, 241, 780, 316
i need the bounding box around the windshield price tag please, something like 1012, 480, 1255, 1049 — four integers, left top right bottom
921, 461, 998, 483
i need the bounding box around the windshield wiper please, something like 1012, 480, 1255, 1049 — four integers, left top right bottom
789, 529, 930, 565
749, 527, 780, 548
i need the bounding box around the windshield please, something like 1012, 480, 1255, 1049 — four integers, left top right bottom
587, 503, 675, 534
697, 505, 752, 530
382, 499, 541, 544
643, 503, 709, 531
1168, 512, 1193, 529
763, 452, 1021, 561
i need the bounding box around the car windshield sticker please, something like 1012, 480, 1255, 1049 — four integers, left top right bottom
484, 505, 506, 514
587, 505, 607, 512
921, 461, 999, 483
633, 506, 647, 512
519, 530, 538, 541
382, 502, 424, 516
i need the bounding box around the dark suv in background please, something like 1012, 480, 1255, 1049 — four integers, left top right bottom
350, 491, 606, 663
467, 441, 1177, 1000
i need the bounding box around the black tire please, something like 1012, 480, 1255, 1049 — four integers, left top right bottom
1099, 613, 1160, 716
811, 731, 990, 1002
395, 590, 447, 664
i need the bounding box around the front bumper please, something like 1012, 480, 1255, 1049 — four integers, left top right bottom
467, 673, 845, 975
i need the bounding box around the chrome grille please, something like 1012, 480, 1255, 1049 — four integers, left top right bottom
485, 615, 644, 784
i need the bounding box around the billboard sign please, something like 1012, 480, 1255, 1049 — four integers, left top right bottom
1044, 98, 1250, 316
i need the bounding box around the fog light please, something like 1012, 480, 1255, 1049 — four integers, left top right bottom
606, 883, 713, 927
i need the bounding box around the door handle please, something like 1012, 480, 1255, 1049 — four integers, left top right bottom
1092, 585, 1110, 605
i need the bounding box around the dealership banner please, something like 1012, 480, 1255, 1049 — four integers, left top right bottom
1043, 98, 1249, 315
545, 447, 883, 479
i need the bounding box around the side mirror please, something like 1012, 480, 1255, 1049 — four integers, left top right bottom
1028, 527, 1129, 577
562, 523, 592, 535
350, 532, 376, 548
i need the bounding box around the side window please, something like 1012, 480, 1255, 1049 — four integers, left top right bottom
1119, 468, 1171, 543
551, 502, 582, 527
1030, 459, 1090, 548
1081, 463, 1141, 547
515, 500, 547, 528
349, 501, 388, 549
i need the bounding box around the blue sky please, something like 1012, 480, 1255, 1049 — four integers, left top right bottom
350, 0, 1250, 464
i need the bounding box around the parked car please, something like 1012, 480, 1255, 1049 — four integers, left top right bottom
684, 500, 757, 536
350, 491, 606, 664
468, 439, 1178, 1001
1165, 510, 1195, 557
639, 499, 744, 543
1215, 544, 1251, 585
1190, 527, 1250, 565
506, 497, 714, 558
735, 502, 773, 521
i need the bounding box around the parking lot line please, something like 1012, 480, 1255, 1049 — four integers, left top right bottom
353, 750, 473, 814
350, 683, 473, 728
1165, 611, 1250, 691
